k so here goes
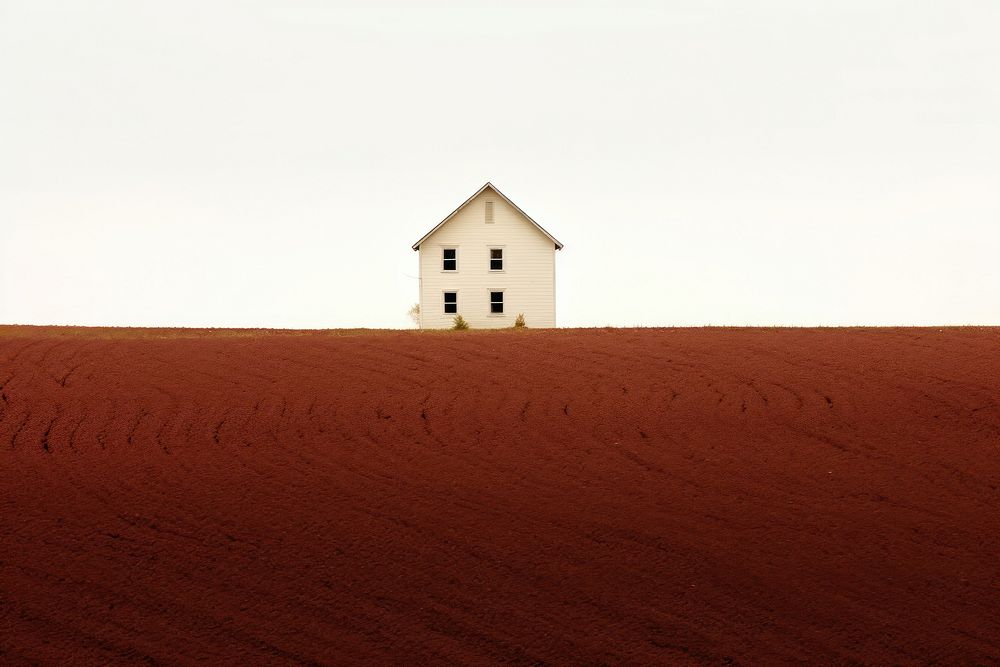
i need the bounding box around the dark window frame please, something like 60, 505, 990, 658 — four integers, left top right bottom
443, 291, 458, 314
490, 248, 503, 271
442, 247, 457, 271
490, 291, 504, 314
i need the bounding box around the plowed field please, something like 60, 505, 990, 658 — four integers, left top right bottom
2, 326, 999, 664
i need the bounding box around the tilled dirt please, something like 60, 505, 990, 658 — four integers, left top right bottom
1, 326, 999, 664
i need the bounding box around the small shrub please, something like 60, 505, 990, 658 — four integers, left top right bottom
452, 314, 470, 330
406, 303, 420, 327
513, 313, 526, 329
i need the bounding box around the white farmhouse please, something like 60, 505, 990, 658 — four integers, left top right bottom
412, 183, 564, 329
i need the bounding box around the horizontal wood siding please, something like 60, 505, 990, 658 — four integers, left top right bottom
418, 187, 556, 329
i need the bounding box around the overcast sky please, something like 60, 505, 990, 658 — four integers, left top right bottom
2, 1, 998, 328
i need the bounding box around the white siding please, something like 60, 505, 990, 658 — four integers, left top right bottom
418, 187, 557, 329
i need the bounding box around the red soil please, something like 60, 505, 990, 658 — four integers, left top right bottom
1, 326, 999, 665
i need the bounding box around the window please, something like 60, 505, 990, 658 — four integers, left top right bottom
442, 248, 457, 271
485, 201, 494, 224
490, 291, 504, 314
490, 248, 503, 271
444, 292, 457, 314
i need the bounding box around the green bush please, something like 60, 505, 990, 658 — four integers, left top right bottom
452, 314, 470, 330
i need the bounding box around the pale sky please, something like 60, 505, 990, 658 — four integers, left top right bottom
2, 1, 998, 328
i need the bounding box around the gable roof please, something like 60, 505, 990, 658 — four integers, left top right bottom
411, 182, 564, 251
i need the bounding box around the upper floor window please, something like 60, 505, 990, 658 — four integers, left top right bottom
442, 248, 457, 271
485, 201, 494, 224
490, 248, 503, 271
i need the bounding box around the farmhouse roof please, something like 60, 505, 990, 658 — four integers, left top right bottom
411, 182, 564, 251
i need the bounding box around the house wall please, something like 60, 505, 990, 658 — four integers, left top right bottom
417, 187, 557, 329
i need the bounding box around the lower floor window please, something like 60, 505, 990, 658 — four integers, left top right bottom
490, 291, 504, 314
444, 292, 457, 314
